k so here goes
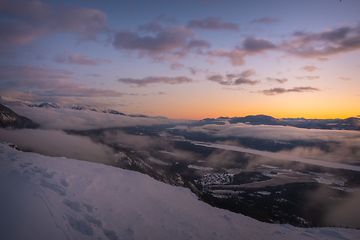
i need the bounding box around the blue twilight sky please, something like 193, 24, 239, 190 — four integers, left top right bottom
0, 0, 359, 119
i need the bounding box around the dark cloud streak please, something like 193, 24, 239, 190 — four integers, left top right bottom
249, 17, 280, 24
207, 69, 259, 86
3, 79, 124, 98
53, 54, 105, 66
118, 76, 193, 87
187, 17, 239, 31
261, 86, 319, 95
0, 65, 73, 81
266, 77, 288, 84
242, 38, 277, 52
301, 65, 320, 72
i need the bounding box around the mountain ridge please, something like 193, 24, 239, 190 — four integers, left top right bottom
1, 97, 358, 130
0, 103, 40, 129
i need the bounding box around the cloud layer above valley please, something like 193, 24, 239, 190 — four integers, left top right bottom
0, 129, 114, 163
185, 123, 360, 163
9, 106, 180, 130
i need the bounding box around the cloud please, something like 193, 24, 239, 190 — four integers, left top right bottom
0, 0, 108, 46
185, 123, 360, 164
323, 191, 360, 228
205, 24, 360, 66
138, 22, 163, 33
0, 129, 114, 164
186, 39, 211, 49
68, 54, 101, 65
339, 77, 351, 81
301, 65, 320, 72
281, 25, 360, 59
3, 79, 124, 98
187, 17, 239, 31
5, 79, 84, 89
170, 61, 184, 70
206, 49, 246, 66
0, 89, 41, 101
102, 130, 169, 151
249, 17, 280, 24
113, 25, 209, 61
207, 74, 223, 82
242, 38, 277, 52
188, 67, 202, 76
295, 76, 320, 80
0, 91, 121, 110
207, 69, 259, 86
233, 78, 259, 85
53, 53, 110, 66
118, 76, 193, 87
42, 87, 124, 98
0, 22, 47, 45
0, 64, 73, 81
205, 37, 276, 66
8, 106, 176, 130
260, 86, 319, 95
0, 64, 123, 99
101, 129, 199, 163
188, 122, 360, 143
266, 77, 288, 84
53, 5, 108, 42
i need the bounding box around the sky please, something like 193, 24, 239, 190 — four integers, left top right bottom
0, 0, 359, 120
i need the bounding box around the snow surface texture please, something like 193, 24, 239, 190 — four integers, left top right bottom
0, 142, 359, 240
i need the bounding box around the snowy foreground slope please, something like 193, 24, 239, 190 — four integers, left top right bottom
0, 143, 359, 240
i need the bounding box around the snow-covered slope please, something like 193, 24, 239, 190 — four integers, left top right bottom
0, 142, 359, 240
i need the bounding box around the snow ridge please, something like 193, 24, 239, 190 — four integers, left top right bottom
0, 142, 359, 240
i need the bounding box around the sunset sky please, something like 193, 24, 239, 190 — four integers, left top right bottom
0, 0, 359, 119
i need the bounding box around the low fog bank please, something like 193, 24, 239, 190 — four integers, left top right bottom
306, 186, 360, 229
0, 129, 114, 164
9, 106, 186, 130
102, 130, 170, 151
188, 123, 360, 142
186, 123, 360, 164
324, 190, 360, 228
98, 129, 200, 163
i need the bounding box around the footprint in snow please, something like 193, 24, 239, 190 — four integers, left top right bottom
31, 166, 55, 178
59, 178, 69, 187
65, 214, 94, 236
63, 199, 83, 212
63, 199, 119, 240
62, 198, 95, 213
18, 162, 33, 168
40, 178, 67, 196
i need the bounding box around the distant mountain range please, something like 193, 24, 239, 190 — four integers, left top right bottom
197, 114, 360, 131
0, 97, 129, 116
0, 103, 39, 129
0, 97, 171, 119
1, 97, 359, 131
37, 103, 127, 116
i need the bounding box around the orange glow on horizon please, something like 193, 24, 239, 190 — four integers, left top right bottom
153, 106, 358, 120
